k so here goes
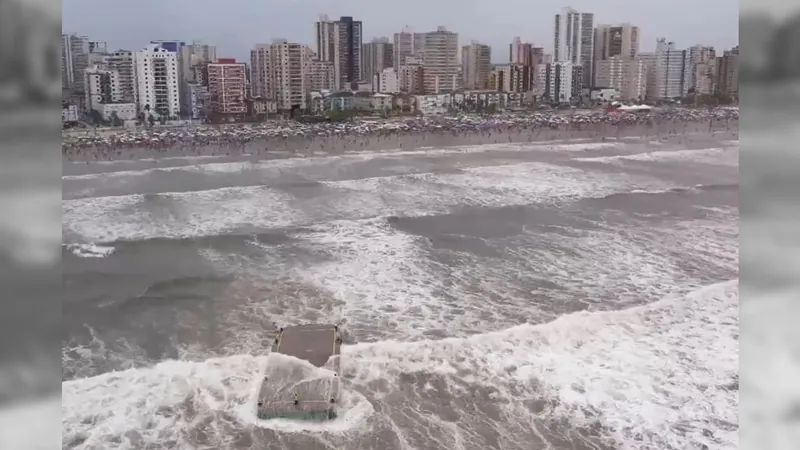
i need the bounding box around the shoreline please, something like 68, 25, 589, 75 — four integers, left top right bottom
63, 120, 739, 163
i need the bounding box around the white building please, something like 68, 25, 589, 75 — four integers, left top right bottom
645, 39, 691, 100
375, 68, 399, 93
553, 7, 594, 89
594, 56, 647, 100
185, 82, 209, 119
96, 103, 137, 122
538, 62, 581, 104
84, 65, 123, 112
135, 44, 181, 118
62, 104, 79, 123
315, 15, 337, 62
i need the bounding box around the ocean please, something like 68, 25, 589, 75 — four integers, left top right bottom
61, 131, 739, 450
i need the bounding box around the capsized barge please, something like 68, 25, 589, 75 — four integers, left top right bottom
256, 324, 342, 421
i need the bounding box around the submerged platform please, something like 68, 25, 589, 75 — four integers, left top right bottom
256, 324, 342, 421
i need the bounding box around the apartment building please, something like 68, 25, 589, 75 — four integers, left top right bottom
250, 40, 311, 111
135, 43, 181, 118
491, 64, 533, 93
333, 16, 363, 89
716, 46, 739, 96
645, 39, 691, 100
398, 63, 424, 94
418, 26, 460, 94
462, 41, 492, 90
376, 68, 399, 93
84, 65, 122, 110
594, 56, 647, 100
62, 33, 90, 92
315, 15, 337, 62
553, 7, 594, 89
538, 62, 582, 103
362, 37, 394, 88
105, 50, 137, 103
207, 58, 246, 116
393, 27, 415, 71
307, 60, 335, 92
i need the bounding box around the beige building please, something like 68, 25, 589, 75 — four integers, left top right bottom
307, 60, 335, 92
593, 23, 639, 89
393, 27, 415, 71
362, 37, 393, 88
105, 50, 137, 103
461, 41, 492, 90
207, 58, 246, 116
594, 56, 647, 100
250, 40, 312, 111
398, 63, 424, 94
716, 47, 738, 96
417, 26, 460, 94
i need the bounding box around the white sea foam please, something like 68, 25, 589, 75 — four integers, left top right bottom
574, 147, 738, 166
65, 243, 116, 258
62, 140, 615, 181
63, 186, 308, 243
63, 160, 658, 243
61, 281, 738, 450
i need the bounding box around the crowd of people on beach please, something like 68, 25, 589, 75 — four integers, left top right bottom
62, 107, 739, 162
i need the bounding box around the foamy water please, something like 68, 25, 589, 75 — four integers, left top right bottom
62, 137, 739, 450
62, 281, 738, 450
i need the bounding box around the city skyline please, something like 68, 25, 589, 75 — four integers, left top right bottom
62, 0, 738, 64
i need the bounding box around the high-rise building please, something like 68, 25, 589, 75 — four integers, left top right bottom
492, 64, 534, 93
362, 37, 394, 88
250, 40, 312, 111
135, 43, 181, 118
417, 26, 460, 94
554, 7, 594, 89
462, 41, 492, 90
644, 38, 691, 100
594, 24, 639, 61
594, 56, 647, 100
716, 46, 739, 96
105, 50, 137, 103
61, 33, 90, 92
178, 42, 216, 116
538, 62, 582, 103
84, 65, 122, 110
376, 68, 399, 93
315, 15, 337, 62
333, 16, 363, 89
207, 58, 246, 116
398, 62, 424, 94
686, 45, 716, 93
393, 27, 415, 71
307, 60, 336, 92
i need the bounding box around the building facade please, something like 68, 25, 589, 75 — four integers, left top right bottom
250, 41, 311, 111
538, 62, 582, 104
553, 7, 594, 89
594, 56, 647, 100
418, 26, 460, 94
135, 43, 181, 118
61, 33, 90, 92
645, 39, 691, 100
393, 27, 415, 71
207, 58, 246, 116
362, 38, 394, 89
462, 41, 492, 90
333, 16, 363, 89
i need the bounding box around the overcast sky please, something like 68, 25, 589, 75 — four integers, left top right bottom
63, 0, 740, 63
